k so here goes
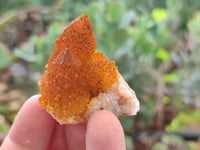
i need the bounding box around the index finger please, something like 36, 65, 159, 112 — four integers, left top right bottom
1, 95, 56, 150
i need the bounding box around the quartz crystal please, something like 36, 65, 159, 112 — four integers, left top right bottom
38, 14, 140, 124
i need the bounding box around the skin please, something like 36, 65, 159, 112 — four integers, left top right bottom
0, 95, 126, 150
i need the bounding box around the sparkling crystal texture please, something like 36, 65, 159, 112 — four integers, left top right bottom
38, 14, 122, 124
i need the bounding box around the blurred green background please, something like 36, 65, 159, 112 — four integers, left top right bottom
0, 0, 200, 149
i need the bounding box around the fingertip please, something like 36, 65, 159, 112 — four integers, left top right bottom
24, 94, 41, 105
86, 110, 126, 150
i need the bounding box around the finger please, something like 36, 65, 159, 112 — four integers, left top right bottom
86, 110, 126, 150
1, 95, 56, 150
64, 123, 87, 150
47, 123, 68, 150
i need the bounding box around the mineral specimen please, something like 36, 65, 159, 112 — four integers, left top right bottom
38, 14, 139, 124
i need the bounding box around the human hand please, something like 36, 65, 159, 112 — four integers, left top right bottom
0, 95, 126, 150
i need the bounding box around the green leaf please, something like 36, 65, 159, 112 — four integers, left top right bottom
188, 11, 200, 41
115, 40, 134, 58
152, 8, 167, 23
46, 22, 64, 51
112, 29, 128, 46
35, 36, 45, 52
119, 116, 134, 132
84, 2, 105, 23
9, 113, 17, 123
0, 105, 14, 113
0, 123, 7, 133
162, 135, 183, 145
95, 14, 111, 31
156, 48, 170, 62
152, 143, 168, 150
162, 96, 170, 104
125, 135, 133, 150
164, 72, 179, 83
108, 1, 125, 24
0, 44, 11, 69
14, 48, 36, 62
166, 110, 200, 132
14, 36, 36, 62
0, 12, 16, 31
119, 10, 136, 28
14, 36, 37, 62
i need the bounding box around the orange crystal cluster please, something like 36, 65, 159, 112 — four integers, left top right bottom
38, 14, 120, 124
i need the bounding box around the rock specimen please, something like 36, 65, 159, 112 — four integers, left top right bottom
38, 14, 139, 124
